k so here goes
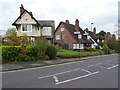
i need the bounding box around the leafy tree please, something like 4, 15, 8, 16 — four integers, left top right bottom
97, 30, 106, 36
105, 32, 117, 50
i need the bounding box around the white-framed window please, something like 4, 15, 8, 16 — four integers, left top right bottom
42, 27, 52, 33
56, 35, 60, 40
61, 28, 64, 32
78, 35, 82, 39
97, 39, 99, 42
32, 25, 36, 32
80, 44, 83, 49
76, 44, 79, 49
21, 24, 32, 32
62, 34, 65, 39
73, 44, 76, 49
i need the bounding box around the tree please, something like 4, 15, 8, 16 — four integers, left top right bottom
3, 28, 21, 46
97, 30, 106, 36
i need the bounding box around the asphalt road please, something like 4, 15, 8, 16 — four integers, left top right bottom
2, 54, 118, 88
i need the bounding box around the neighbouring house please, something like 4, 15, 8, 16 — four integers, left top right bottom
12, 4, 55, 44
54, 19, 94, 50
85, 27, 105, 48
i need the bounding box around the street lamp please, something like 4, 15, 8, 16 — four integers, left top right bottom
91, 23, 93, 31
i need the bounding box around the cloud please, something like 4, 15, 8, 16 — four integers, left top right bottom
0, 0, 119, 35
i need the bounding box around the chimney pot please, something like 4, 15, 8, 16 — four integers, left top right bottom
20, 4, 24, 15
65, 20, 69, 24
29, 11, 33, 16
75, 19, 79, 31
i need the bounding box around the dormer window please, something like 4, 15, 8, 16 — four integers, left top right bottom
87, 36, 90, 39
78, 35, 82, 39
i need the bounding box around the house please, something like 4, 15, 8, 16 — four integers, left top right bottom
54, 19, 94, 50
12, 4, 55, 43
85, 28, 105, 48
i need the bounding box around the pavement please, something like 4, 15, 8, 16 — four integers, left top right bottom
1, 54, 118, 72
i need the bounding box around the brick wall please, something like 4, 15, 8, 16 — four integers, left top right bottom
54, 23, 77, 49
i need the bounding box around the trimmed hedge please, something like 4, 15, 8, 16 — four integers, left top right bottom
57, 50, 99, 58
2, 46, 22, 62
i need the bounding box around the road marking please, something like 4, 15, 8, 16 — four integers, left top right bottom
87, 62, 102, 67
81, 69, 92, 74
38, 68, 81, 79
107, 64, 118, 70
55, 71, 99, 85
96, 65, 108, 69
53, 76, 59, 83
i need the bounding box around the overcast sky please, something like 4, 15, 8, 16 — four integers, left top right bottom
0, 0, 119, 36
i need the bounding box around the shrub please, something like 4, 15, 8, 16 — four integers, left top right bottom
2, 46, 22, 62
26, 46, 37, 57
102, 41, 111, 54
34, 38, 48, 59
96, 46, 101, 49
45, 45, 58, 59
85, 48, 96, 51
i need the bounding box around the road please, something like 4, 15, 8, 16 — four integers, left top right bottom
2, 54, 118, 88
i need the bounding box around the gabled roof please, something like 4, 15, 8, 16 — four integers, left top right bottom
87, 31, 105, 46
55, 22, 94, 44
12, 9, 39, 26
37, 20, 55, 30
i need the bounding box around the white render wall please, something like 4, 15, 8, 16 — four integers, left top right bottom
15, 12, 37, 24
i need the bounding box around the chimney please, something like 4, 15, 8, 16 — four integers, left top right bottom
75, 19, 79, 31
29, 11, 33, 16
93, 27, 96, 34
65, 20, 69, 24
20, 4, 24, 15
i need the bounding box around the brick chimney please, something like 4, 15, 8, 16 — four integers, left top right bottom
93, 27, 96, 34
29, 11, 33, 16
65, 20, 69, 24
20, 4, 24, 15
75, 19, 79, 31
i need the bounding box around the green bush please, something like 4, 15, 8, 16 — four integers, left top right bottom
26, 46, 37, 57
45, 45, 58, 59
2, 46, 22, 62
34, 38, 48, 59
102, 41, 111, 54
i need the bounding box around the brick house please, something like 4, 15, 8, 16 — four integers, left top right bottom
12, 4, 55, 43
54, 19, 94, 50
85, 27, 105, 48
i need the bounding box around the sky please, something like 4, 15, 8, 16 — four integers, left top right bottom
0, 0, 119, 36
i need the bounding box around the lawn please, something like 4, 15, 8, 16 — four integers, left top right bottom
57, 49, 99, 58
